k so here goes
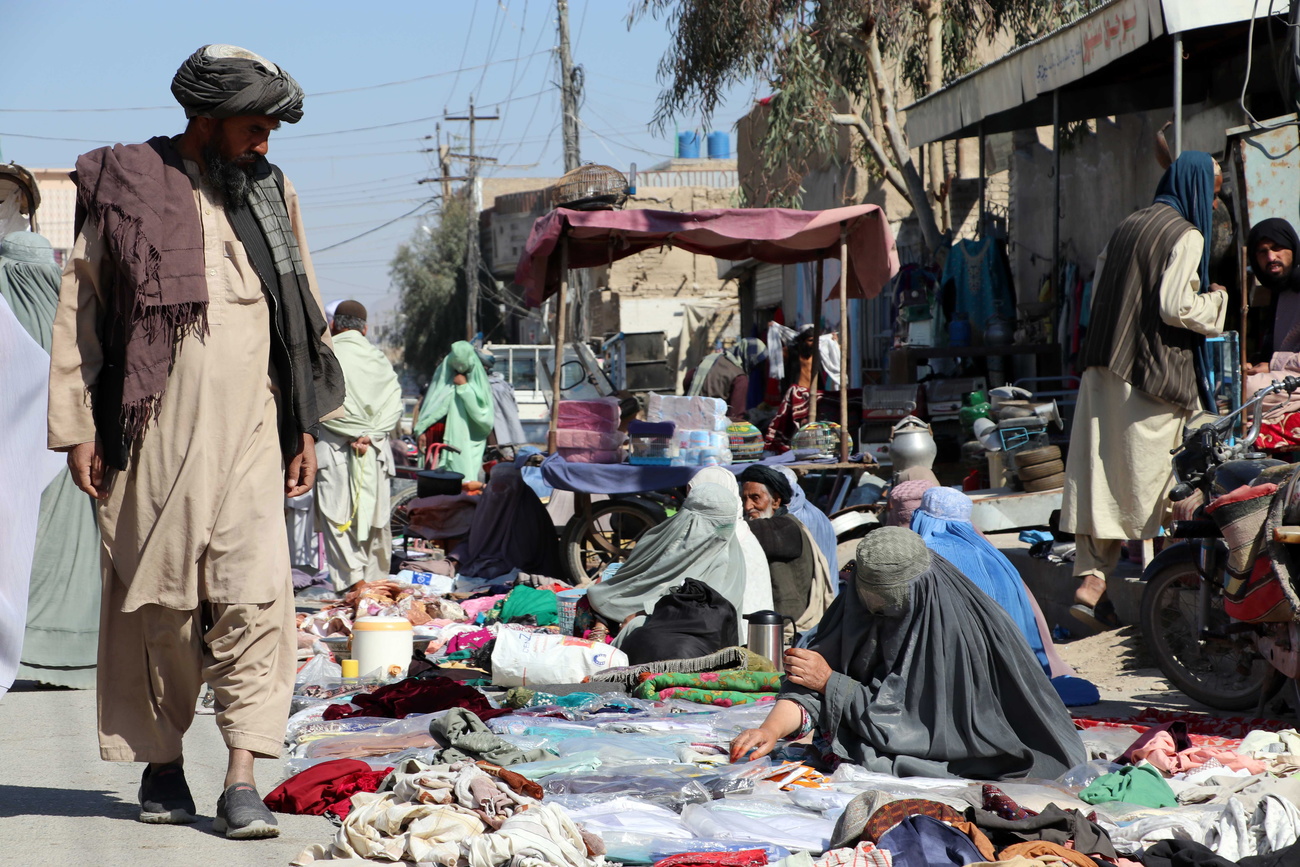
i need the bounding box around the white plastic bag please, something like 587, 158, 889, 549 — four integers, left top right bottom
490, 630, 627, 686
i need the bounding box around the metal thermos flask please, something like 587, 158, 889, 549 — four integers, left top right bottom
745, 610, 790, 672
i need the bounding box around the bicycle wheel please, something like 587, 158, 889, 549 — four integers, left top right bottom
389, 479, 419, 538
561, 498, 665, 585
1139, 555, 1272, 710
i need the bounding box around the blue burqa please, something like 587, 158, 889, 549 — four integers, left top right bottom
778, 466, 838, 579
910, 486, 1049, 673
1153, 151, 1217, 410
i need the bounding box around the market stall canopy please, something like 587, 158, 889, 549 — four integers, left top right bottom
903, 0, 1289, 146
514, 204, 899, 308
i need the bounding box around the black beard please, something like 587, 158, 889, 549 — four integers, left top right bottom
201, 141, 253, 208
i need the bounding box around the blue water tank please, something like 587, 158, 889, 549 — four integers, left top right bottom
706, 130, 729, 159
677, 131, 701, 159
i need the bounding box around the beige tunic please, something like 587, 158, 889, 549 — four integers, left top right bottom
1061, 231, 1227, 541
48, 163, 328, 612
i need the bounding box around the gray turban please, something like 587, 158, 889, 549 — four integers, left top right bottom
171, 44, 304, 123
854, 527, 930, 614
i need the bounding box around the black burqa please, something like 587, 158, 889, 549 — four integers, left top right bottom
779, 527, 1085, 780
618, 578, 738, 666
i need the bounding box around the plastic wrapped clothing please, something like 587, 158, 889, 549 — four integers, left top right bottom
909, 487, 1049, 673
694, 466, 775, 617
780, 528, 1086, 780
779, 466, 839, 576
455, 464, 560, 580
589, 483, 748, 647
1, 232, 101, 689
416, 341, 494, 482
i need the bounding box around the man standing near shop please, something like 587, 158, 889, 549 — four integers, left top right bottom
316, 300, 403, 591
1062, 152, 1227, 630
48, 45, 344, 838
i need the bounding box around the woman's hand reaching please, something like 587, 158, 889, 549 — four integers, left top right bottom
730, 727, 778, 762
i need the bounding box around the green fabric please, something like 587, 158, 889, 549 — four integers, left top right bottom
317, 329, 403, 538
415, 341, 493, 482
1079, 761, 1177, 808
500, 585, 558, 626
429, 707, 552, 765
503, 688, 602, 709
632, 670, 783, 704
3, 231, 102, 689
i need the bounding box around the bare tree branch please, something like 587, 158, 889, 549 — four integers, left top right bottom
831, 113, 910, 200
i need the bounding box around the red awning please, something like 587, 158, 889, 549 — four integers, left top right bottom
515, 204, 899, 307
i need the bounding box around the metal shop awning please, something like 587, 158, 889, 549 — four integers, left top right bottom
904, 0, 1290, 147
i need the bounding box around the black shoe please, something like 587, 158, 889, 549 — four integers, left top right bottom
138, 762, 197, 824
213, 782, 279, 839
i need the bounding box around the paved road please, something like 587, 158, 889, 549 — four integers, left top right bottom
0, 682, 333, 867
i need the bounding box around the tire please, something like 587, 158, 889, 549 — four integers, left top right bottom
1022, 472, 1065, 492
389, 479, 419, 538
1139, 554, 1272, 710
561, 497, 666, 585
1014, 446, 1061, 469
1019, 459, 1065, 482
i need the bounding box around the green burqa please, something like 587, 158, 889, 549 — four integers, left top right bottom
415, 341, 493, 481
0, 232, 101, 689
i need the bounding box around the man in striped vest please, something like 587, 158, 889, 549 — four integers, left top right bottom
1061, 152, 1228, 630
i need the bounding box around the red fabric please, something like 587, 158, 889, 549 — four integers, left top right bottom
1224, 555, 1290, 622
516, 205, 899, 307
1255, 412, 1300, 451
321, 675, 508, 721
1074, 707, 1292, 746
263, 759, 392, 819
653, 849, 768, 867
1205, 482, 1279, 512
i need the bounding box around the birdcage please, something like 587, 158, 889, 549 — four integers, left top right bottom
550, 164, 629, 211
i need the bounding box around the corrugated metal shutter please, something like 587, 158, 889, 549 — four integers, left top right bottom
754, 263, 782, 309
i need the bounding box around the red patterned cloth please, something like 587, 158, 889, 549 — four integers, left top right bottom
322, 675, 508, 721
1254, 413, 1300, 451
653, 850, 768, 867
1073, 707, 1290, 748
264, 759, 392, 819
982, 784, 1038, 820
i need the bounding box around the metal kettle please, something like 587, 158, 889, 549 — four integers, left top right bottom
745, 610, 795, 672
888, 415, 938, 476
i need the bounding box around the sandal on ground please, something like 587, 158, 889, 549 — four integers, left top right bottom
213, 782, 279, 839
138, 761, 197, 825
1069, 597, 1120, 631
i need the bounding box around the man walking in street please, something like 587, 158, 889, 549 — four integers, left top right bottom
315, 299, 403, 591
47, 44, 344, 838
1062, 151, 1227, 630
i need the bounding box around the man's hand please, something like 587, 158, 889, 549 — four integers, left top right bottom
286, 432, 317, 497
1246, 362, 1271, 376
453, 373, 468, 386
68, 440, 108, 500
730, 728, 778, 763
784, 648, 832, 694
1209, 283, 1228, 293
351, 435, 372, 457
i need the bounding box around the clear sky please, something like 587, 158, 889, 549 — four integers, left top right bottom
3, 0, 757, 330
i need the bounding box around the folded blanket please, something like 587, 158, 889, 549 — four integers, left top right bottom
632, 670, 783, 706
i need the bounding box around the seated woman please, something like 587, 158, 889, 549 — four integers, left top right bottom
588, 482, 748, 657
452, 459, 560, 581
731, 528, 1085, 780
693, 466, 774, 617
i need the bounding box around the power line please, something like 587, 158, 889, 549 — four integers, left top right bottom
312, 199, 436, 254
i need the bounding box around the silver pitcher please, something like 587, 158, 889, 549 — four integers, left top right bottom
745, 610, 794, 672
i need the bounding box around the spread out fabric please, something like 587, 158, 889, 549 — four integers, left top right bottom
631, 670, 783, 706
264, 758, 392, 819
429, 708, 551, 766
875, 814, 986, 867
499, 585, 559, 627
589, 483, 747, 647
456, 464, 561, 580
969, 804, 1116, 861
909, 487, 1049, 674
1078, 762, 1177, 808
619, 579, 740, 666
416, 341, 494, 482
1122, 721, 1266, 775
654, 849, 770, 867
1, 231, 101, 689
780, 528, 1085, 779
322, 675, 508, 721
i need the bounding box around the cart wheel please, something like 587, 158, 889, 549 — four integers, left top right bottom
561, 498, 666, 585
389, 479, 419, 538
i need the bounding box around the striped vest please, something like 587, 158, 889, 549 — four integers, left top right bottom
1079, 203, 1201, 410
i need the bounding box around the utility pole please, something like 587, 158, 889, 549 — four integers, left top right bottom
557, 0, 582, 173
445, 96, 499, 341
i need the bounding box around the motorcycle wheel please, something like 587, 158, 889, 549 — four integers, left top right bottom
1139, 556, 1273, 710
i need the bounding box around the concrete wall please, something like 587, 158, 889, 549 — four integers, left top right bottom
1008, 100, 1245, 307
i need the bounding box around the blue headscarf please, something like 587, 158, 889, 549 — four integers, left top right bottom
910, 486, 1049, 674
777, 467, 839, 582
1152, 151, 1217, 409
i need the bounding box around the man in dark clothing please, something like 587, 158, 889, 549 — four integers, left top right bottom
739, 465, 832, 629
686, 338, 766, 422
1247, 218, 1300, 372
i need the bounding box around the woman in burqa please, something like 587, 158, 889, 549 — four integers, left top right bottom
694, 465, 774, 616
415, 341, 494, 482
452, 456, 560, 581
731, 527, 1085, 780
588, 481, 748, 659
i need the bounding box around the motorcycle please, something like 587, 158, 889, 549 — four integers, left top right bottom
1140, 376, 1300, 713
